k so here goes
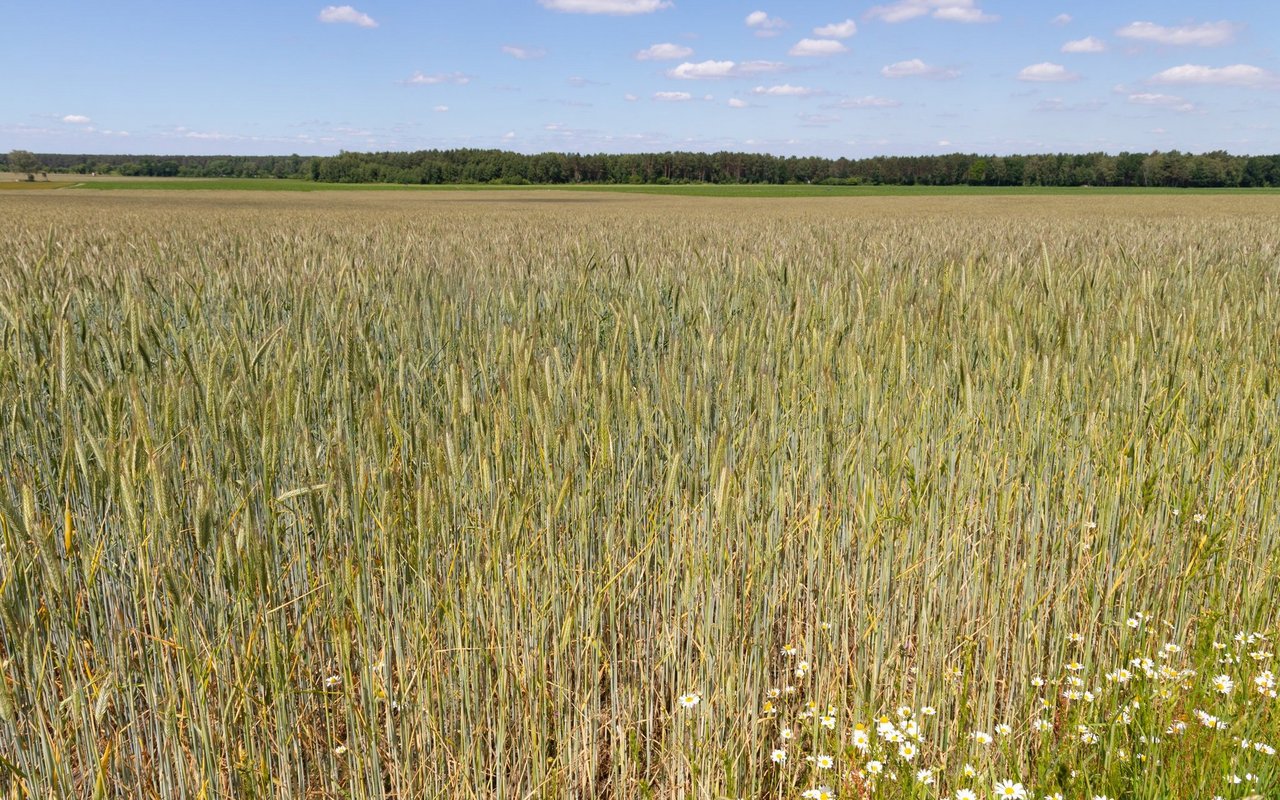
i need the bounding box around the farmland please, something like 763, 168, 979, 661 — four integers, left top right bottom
0, 190, 1277, 799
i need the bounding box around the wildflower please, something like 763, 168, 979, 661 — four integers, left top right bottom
802, 788, 834, 800
993, 780, 1028, 799
795, 660, 811, 678
1030, 675, 1045, 688
780, 727, 794, 740
995, 723, 1012, 736
323, 674, 342, 688
767, 687, 781, 699
820, 715, 836, 730
956, 790, 977, 800
962, 763, 976, 778
678, 693, 701, 709
1212, 674, 1234, 695
1065, 660, 1084, 672
971, 731, 993, 746
897, 705, 914, 719
1033, 718, 1053, 732
781, 644, 798, 657
897, 742, 917, 761
1127, 617, 1141, 629
784, 685, 798, 695
1068, 633, 1083, 644
916, 768, 935, 785
1255, 670, 1276, 696
815, 754, 834, 770
852, 727, 870, 751
921, 705, 937, 716
770, 749, 787, 765
333, 744, 348, 755
1193, 513, 1206, 523
820, 622, 832, 632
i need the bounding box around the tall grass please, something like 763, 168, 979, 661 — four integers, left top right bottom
0, 192, 1276, 798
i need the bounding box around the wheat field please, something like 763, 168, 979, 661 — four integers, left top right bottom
0, 190, 1277, 799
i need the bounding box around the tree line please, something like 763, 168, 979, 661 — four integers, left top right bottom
11, 148, 1280, 187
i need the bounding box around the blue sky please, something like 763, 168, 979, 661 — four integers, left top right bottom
3, 1, 1278, 157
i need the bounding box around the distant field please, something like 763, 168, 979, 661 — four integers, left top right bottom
1, 190, 1277, 799
59, 176, 1280, 195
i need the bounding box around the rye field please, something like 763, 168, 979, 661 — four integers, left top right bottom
0, 190, 1277, 799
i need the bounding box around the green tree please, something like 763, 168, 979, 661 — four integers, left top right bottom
7, 150, 41, 181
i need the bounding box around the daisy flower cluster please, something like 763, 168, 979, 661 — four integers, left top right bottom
737, 615, 1276, 800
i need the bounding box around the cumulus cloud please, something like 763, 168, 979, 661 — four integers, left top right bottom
1116, 21, 1237, 47
745, 10, 787, 36
405, 71, 472, 85
433, 105, 449, 112
813, 19, 857, 38
789, 38, 848, 57
62, 114, 91, 124
1150, 63, 1280, 88
539, 0, 670, 13
502, 45, 546, 60
1127, 93, 1197, 112
635, 43, 692, 60
1017, 62, 1079, 82
880, 59, 959, 79
752, 84, 819, 96
318, 5, 378, 27
667, 60, 784, 79
867, 0, 997, 24
727, 98, 750, 108
1062, 36, 1105, 53
830, 95, 901, 109
653, 91, 693, 101
1051, 13, 1072, 26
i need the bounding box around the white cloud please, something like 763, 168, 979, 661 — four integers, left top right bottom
433, 105, 449, 112
727, 98, 749, 108
831, 95, 901, 109
1150, 63, 1280, 88
653, 91, 693, 101
752, 84, 819, 96
405, 71, 471, 85
318, 5, 377, 28
539, 0, 670, 13
1116, 21, 1237, 47
635, 43, 693, 60
1017, 62, 1079, 82
1061, 36, 1105, 53
745, 10, 787, 36
798, 113, 839, 127
880, 59, 959, 79
1051, 13, 1072, 26
61, 114, 91, 124
624, 93, 639, 101
503, 131, 517, 140
789, 38, 847, 57
813, 19, 857, 38
867, 0, 997, 24
1127, 93, 1196, 112
502, 45, 546, 60
667, 60, 784, 79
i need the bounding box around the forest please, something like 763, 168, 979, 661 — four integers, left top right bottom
14, 148, 1280, 187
